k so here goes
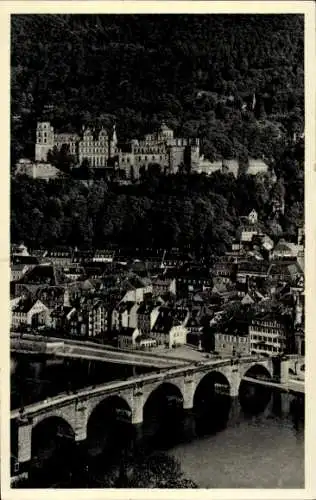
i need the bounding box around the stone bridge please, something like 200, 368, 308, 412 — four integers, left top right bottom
11, 355, 297, 479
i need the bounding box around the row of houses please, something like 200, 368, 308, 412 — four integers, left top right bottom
10, 254, 304, 358
213, 305, 304, 359
11, 288, 189, 350
10, 213, 304, 357
11, 244, 194, 272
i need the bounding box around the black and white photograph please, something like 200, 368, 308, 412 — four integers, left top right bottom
5, 1, 314, 495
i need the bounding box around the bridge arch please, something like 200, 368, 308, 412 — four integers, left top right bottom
239, 363, 272, 414
142, 382, 184, 448
30, 415, 77, 485
143, 382, 184, 413
194, 370, 231, 402
193, 370, 231, 436
86, 395, 133, 461
87, 394, 133, 432
194, 369, 231, 397
241, 363, 272, 381
143, 380, 184, 410
32, 411, 76, 438
86, 392, 132, 425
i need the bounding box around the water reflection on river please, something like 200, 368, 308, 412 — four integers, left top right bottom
11, 354, 151, 409
11, 354, 304, 489
171, 400, 304, 488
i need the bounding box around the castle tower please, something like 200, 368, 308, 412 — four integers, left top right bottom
159, 122, 174, 141
63, 288, 71, 308
294, 293, 303, 327
248, 209, 258, 225
297, 226, 304, 248
110, 124, 118, 158
35, 122, 54, 162
98, 127, 108, 167
189, 138, 200, 169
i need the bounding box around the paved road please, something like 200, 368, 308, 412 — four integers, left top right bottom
52, 344, 185, 368
11, 334, 192, 369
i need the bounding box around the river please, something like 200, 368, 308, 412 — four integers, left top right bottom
11, 354, 304, 489
171, 402, 304, 488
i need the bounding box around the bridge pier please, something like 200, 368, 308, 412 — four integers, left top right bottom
229, 369, 241, 398
228, 396, 242, 425
14, 419, 33, 480
182, 409, 196, 440
74, 400, 88, 442
280, 392, 291, 415
130, 422, 144, 455
280, 360, 290, 384
131, 385, 144, 425
183, 374, 195, 410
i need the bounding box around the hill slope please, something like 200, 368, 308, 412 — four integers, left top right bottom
11, 14, 304, 160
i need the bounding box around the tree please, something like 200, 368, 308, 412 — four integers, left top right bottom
147, 163, 162, 176
130, 165, 135, 182
47, 144, 76, 173
124, 452, 198, 488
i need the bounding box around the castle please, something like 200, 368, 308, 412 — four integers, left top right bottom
34, 120, 270, 180
119, 123, 200, 178
35, 122, 118, 168
35, 121, 200, 179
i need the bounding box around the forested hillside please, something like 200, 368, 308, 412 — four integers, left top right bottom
11, 14, 304, 251
11, 14, 304, 160
11, 139, 303, 252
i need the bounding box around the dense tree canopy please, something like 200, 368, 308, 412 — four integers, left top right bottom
11, 139, 304, 251
11, 15, 304, 250
11, 14, 304, 162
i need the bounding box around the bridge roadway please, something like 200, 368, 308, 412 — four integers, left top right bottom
11, 334, 192, 369
10, 355, 255, 420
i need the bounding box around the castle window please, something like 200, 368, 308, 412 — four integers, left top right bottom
127, 157, 130, 163
38, 138, 41, 143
